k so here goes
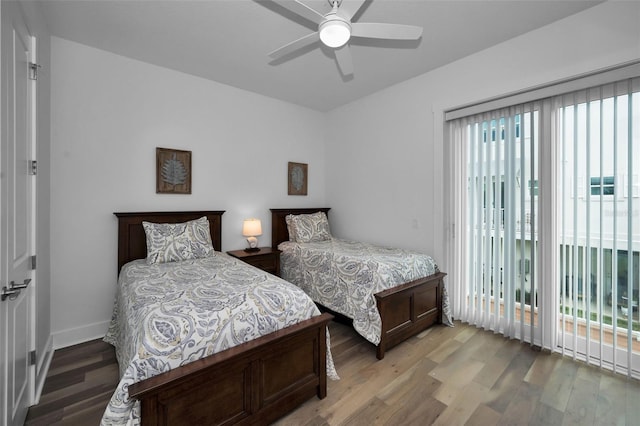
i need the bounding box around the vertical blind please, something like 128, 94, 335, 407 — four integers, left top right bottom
555, 79, 639, 377
447, 76, 639, 379
448, 104, 543, 345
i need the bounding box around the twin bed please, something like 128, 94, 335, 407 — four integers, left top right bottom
271, 208, 449, 360
104, 211, 334, 426
104, 209, 448, 425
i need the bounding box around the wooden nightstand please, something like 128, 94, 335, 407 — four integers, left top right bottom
226, 247, 281, 276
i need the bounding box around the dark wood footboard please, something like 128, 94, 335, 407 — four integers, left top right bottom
128, 312, 333, 426
375, 272, 446, 359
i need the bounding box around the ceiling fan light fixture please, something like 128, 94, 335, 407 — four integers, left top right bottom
319, 18, 351, 48
269, 0, 424, 77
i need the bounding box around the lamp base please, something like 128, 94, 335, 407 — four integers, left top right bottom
244, 247, 261, 253
245, 236, 259, 251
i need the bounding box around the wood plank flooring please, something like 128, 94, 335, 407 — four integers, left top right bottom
26, 321, 640, 425
25, 338, 119, 425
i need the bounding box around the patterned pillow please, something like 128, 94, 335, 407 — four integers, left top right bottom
286, 212, 331, 243
142, 216, 214, 264
285, 215, 298, 241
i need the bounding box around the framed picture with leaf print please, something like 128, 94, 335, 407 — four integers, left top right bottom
288, 162, 308, 196
156, 147, 192, 194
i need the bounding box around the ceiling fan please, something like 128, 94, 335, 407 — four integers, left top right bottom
268, 0, 423, 76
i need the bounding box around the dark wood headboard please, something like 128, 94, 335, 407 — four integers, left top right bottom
113, 211, 225, 272
270, 208, 330, 249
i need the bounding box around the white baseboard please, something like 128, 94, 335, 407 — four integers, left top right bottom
33, 335, 54, 405
52, 320, 110, 350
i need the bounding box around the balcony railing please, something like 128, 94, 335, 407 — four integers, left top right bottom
478, 208, 534, 233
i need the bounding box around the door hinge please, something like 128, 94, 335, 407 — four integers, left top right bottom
29, 350, 36, 366
30, 255, 36, 270
29, 62, 40, 81
29, 160, 37, 175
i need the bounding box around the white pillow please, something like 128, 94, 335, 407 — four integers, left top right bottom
142, 216, 214, 264
285, 212, 331, 243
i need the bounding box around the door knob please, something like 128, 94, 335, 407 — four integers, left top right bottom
1, 286, 21, 301
10, 278, 31, 290
1, 279, 31, 301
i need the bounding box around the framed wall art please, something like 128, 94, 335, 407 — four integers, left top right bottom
288, 162, 308, 196
156, 147, 192, 194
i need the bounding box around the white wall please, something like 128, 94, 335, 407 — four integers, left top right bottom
50, 37, 326, 348
324, 1, 640, 271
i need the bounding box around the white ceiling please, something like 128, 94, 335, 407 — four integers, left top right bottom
38, 0, 602, 112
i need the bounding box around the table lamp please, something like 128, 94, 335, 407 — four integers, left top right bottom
242, 218, 262, 252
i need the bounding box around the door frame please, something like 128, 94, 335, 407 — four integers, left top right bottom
0, 1, 37, 424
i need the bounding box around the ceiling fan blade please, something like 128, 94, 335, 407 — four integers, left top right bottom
337, 0, 367, 20
334, 44, 354, 76
269, 32, 319, 60
273, 0, 325, 24
351, 22, 423, 40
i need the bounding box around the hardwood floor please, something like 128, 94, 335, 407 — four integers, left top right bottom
25, 339, 119, 425
26, 321, 640, 425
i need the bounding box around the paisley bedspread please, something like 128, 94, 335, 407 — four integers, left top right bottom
101, 253, 338, 426
279, 238, 453, 345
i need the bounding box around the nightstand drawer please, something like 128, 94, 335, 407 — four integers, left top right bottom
248, 256, 277, 271
226, 247, 281, 276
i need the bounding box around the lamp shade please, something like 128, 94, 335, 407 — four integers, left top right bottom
242, 219, 262, 237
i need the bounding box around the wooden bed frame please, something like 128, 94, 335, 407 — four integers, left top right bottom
113, 211, 332, 426
271, 208, 446, 360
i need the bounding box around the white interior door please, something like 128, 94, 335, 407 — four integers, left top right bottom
1, 1, 35, 425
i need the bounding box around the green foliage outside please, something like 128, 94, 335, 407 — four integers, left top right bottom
561, 305, 640, 332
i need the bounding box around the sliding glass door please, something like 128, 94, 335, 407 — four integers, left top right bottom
448, 77, 639, 379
